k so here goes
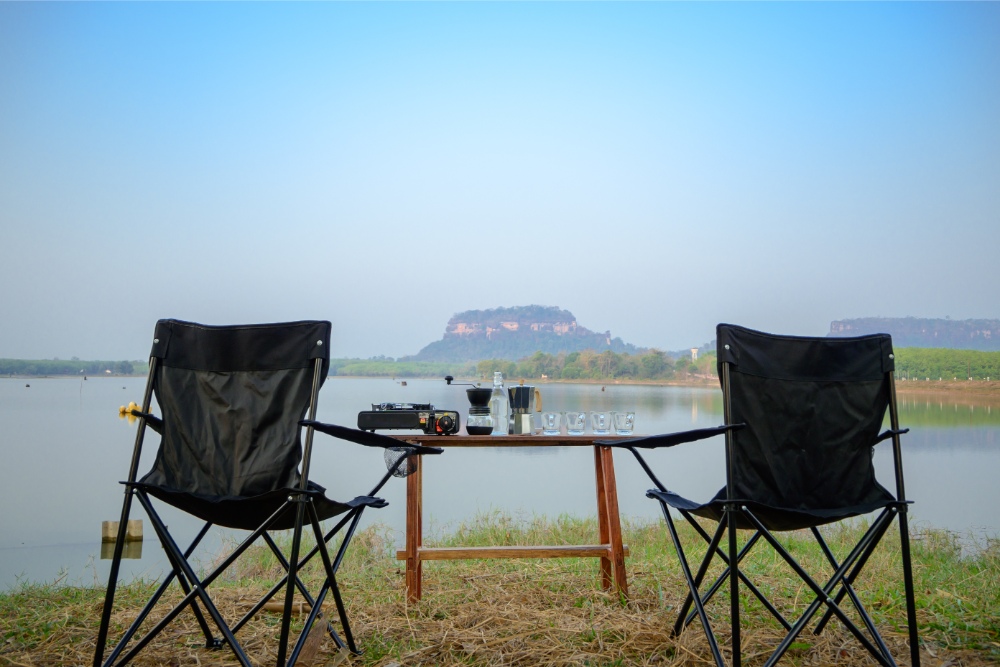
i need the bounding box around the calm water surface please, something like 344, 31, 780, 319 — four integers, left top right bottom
1, 376, 997, 590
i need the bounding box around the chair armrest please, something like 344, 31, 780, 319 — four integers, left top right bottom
596, 423, 744, 449
300, 420, 444, 456
875, 427, 909, 445
598, 423, 744, 493
131, 410, 164, 435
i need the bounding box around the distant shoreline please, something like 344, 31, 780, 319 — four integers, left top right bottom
487, 376, 1000, 401
887, 379, 1000, 402
9, 373, 1000, 400
370, 374, 1000, 400
584, 377, 1000, 395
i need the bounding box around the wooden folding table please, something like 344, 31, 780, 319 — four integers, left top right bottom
390, 434, 631, 602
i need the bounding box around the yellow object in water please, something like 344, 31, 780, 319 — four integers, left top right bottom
118, 401, 141, 420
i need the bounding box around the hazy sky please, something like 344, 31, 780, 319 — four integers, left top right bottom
2, 2, 998, 361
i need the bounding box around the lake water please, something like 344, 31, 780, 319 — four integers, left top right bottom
1, 376, 997, 590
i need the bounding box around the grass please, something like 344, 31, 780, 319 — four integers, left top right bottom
2, 514, 999, 666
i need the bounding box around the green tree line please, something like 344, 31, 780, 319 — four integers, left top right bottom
0, 358, 144, 376
472, 348, 705, 382
328, 348, 714, 382
329, 358, 477, 378
330, 346, 1000, 383
5, 347, 998, 382
893, 347, 1000, 381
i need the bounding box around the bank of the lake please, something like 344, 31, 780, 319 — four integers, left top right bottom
11, 369, 1000, 396
487, 375, 1000, 399
893, 379, 1000, 400
2, 516, 997, 666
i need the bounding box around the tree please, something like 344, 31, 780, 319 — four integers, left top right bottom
640, 349, 670, 378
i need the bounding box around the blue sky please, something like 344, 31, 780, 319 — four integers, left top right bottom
2, 2, 998, 360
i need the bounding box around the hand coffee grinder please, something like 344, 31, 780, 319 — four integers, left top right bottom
444, 375, 493, 435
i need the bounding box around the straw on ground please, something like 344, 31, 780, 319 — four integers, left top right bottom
1, 514, 998, 666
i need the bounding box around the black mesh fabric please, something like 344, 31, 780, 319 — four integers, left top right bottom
663, 324, 897, 531
135, 319, 353, 530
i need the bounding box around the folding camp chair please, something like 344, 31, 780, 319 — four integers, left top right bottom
94, 319, 442, 667
605, 324, 920, 667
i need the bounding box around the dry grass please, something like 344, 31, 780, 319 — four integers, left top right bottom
2, 517, 998, 667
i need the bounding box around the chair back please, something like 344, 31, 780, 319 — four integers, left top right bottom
139, 319, 331, 499
716, 324, 897, 517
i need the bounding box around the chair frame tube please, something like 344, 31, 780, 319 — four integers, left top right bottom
740, 507, 893, 667
94, 356, 157, 667
888, 372, 921, 667
720, 361, 743, 667
660, 502, 726, 666
99, 522, 212, 666
277, 358, 325, 666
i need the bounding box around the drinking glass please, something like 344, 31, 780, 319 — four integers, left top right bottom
590, 411, 611, 435
564, 410, 587, 435
541, 411, 562, 436
612, 410, 635, 436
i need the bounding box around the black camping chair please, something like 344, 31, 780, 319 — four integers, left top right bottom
603, 324, 920, 667
94, 319, 442, 667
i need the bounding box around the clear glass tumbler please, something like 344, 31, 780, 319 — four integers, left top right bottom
564, 410, 587, 435
541, 411, 562, 435
590, 411, 611, 435
612, 410, 635, 435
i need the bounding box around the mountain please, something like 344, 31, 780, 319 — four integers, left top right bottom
403, 305, 646, 362
828, 317, 1000, 350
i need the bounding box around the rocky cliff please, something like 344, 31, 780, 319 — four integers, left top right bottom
828, 317, 1000, 350
404, 305, 645, 362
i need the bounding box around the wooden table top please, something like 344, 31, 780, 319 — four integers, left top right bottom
388, 433, 637, 448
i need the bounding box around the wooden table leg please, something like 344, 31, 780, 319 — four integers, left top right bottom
594, 446, 614, 591
599, 445, 628, 598
405, 455, 423, 603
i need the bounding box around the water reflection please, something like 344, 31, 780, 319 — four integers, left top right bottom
0, 376, 997, 590
896, 394, 1000, 429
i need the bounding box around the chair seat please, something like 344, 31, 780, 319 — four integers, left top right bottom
647, 487, 897, 531
137, 481, 387, 531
